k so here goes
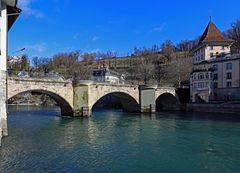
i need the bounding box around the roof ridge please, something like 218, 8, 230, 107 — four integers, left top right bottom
199, 20, 232, 43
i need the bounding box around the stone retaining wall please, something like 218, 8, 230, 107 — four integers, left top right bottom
187, 103, 240, 114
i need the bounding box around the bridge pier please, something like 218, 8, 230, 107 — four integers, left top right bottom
73, 81, 92, 117
139, 85, 157, 113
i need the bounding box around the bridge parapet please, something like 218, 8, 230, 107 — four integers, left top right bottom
8, 77, 72, 83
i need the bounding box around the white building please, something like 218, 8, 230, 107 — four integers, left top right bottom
190, 19, 240, 103
91, 68, 124, 84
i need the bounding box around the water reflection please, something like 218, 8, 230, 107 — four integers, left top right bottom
0, 106, 240, 173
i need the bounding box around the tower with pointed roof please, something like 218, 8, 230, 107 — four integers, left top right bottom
193, 19, 234, 64
190, 19, 240, 103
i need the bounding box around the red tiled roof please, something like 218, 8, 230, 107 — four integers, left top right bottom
199, 20, 233, 43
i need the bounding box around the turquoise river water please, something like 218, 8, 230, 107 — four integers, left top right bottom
0, 105, 240, 173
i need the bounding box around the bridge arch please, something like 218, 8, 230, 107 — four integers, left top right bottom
8, 78, 74, 116
91, 91, 140, 112
8, 89, 73, 116
155, 92, 178, 111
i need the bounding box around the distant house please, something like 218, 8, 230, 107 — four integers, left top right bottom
8, 56, 20, 64
91, 68, 124, 84
190, 19, 240, 102
18, 71, 30, 78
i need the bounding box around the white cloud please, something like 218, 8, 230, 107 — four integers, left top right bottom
18, 0, 44, 18
92, 36, 99, 42
90, 48, 100, 53
73, 33, 80, 41
152, 23, 166, 32
22, 43, 47, 53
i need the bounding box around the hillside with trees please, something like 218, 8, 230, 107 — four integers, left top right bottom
8, 19, 240, 87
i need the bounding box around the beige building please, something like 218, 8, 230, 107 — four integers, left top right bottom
190, 20, 240, 102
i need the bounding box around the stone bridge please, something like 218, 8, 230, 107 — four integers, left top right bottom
8, 77, 74, 115
7, 77, 177, 116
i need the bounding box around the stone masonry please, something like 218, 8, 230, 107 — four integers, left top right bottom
0, 70, 7, 146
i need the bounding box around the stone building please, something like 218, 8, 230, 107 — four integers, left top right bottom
1, 1, 21, 145
190, 19, 240, 102
91, 67, 124, 84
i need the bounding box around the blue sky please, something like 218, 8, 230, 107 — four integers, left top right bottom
9, 0, 240, 58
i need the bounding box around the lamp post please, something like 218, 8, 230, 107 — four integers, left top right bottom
0, 0, 18, 146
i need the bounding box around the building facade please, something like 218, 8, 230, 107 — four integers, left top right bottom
190, 20, 240, 102
91, 68, 124, 84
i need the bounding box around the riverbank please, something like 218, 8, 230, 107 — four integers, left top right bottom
186, 103, 240, 115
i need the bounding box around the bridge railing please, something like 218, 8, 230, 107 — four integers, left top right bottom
7, 70, 70, 81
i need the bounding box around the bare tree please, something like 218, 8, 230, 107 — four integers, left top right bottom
32, 57, 39, 68
81, 52, 96, 62
227, 19, 240, 53
138, 56, 155, 85
161, 40, 175, 61
153, 60, 166, 86
164, 54, 193, 87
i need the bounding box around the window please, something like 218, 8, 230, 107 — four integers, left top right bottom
227, 82, 232, 88
205, 82, 209, 88
193, 83, 197, 89
210, 73, 213, 79
222, 46, 225, 50
206, 73, 209, 79
198, 73, 204, 80
213, 73, 218, 80
226, 63, 232, 70
213, 82, 218, 89
210, 53, 214, 57
198, 82, 205, 89
212, 64, 218, 71
210, 46, 213, 50
193, 74, 197, 80
227, 72, 232, 79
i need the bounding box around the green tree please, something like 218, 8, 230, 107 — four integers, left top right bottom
21, 54, 28, 71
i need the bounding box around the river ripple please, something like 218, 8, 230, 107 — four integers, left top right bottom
0, 105, 240, 173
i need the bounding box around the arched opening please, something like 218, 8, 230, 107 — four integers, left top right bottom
92, 92, 140, 112
8, 90, 73, 116
156, 93, 178, 111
